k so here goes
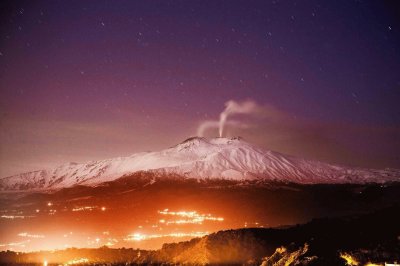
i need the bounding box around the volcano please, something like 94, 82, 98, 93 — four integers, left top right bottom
1, 137, 400, 254
1, 137, 399, 191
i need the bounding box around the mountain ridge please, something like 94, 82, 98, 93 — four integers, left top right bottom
1, 137, 399, 191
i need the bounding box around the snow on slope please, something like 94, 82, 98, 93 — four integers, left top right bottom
1, 137, 399, 191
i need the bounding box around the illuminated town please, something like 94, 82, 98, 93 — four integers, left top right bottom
0, 206, 230, 252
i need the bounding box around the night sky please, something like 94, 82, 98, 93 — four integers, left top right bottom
1, 0, 400, 177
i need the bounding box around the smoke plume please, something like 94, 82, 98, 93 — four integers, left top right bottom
197, 99, 271, 137
197, 120, 247, 137
218, 99, 264, 137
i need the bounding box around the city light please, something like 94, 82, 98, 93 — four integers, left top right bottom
124, 232, 208, 242
158, 209, 224, 225
0, 208, 225, 252
64, 258, 89, 265
18, 232, 45, 239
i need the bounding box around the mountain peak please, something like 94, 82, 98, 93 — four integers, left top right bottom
1, 137, 399, 191
178, 136, 208, 146
175, 136, 246, 152
209, 136, 244, 145
179, 136, 244, 144
181, 136, 207, 143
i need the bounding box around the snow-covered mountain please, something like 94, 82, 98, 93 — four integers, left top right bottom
1, 137, 399, 191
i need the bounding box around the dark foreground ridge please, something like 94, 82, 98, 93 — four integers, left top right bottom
1, 204, 399, 265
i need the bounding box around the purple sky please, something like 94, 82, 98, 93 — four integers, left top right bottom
1, 0, 400, 177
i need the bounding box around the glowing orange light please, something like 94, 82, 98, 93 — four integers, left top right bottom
1, 215, 29, 219
64, 258, 89, 265
158, 209, 224, 224
124, 231, 208, 242
18, 232, 45, 239
340, 252, 359, 265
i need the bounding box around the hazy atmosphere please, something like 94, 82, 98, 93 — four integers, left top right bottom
1, 2, 400, 265
1, 1, 400, 175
